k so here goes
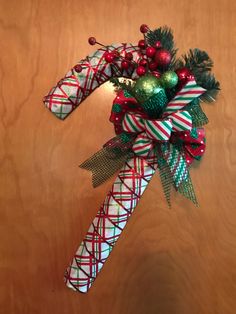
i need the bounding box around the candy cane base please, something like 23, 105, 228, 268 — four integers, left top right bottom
65, 154, 158, 293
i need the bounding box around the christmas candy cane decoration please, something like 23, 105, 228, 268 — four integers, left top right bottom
43, 25, 220, 293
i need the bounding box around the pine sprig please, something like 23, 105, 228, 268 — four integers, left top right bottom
173, 49, 213, 75
173, 49, 220, 102
146, 26, 177, 60
196, 72, 220, 102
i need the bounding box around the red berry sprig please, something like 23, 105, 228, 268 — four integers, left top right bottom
146, 46, 156, 58
138, 39, 146, 49
74, 64, 83, 73
136, 66, 146, 76
140, 24, 149, 34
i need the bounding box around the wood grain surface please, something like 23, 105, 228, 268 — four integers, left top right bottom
0, 0, 235, 313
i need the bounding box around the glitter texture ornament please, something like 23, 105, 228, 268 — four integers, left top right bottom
133, 74, 163, 103
155, 49, 171, 67
161, 71, 178, 88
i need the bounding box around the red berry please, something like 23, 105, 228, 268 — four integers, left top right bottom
152, 71, 161, 78
136, 66, 146, 76
138, 39, 146, 49
125, 52, 133, 60
88, 37, 96, 45
149, 61, 158, 71
146, 46, 156, 58
139, 59, 147, 67
121, 60, 130, 70
155, 41, 162, 49
104, 52, 115, 63
155, 49, 171, 67
74, 64, 83, 73
140, 24, 149, 33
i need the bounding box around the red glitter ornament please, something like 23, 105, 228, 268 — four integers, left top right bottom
104, 52, 115, 63
146, 46, 156, 58
125, 52, 133, 60
74, 64, 83, 73
88, 37, 96, 45
136, 66, 146, 76
121, 60, 130, 70
138, 39, 146, 49
175, 67, 192, 81
140, 24, 149, 33
155, 49, 171, 67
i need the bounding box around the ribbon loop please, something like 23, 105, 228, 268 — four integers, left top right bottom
122, 113, 145, 133
132, 134, 153, 157
144, 119, 172, 141
170, 111, 192, 132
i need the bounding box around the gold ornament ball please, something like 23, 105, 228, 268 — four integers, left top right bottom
134, 74, 163, 102
161, 71, 178, 88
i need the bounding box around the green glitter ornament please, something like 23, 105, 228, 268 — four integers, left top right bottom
134, 74, 168, 118
133, 74, 163, 103
161, 71, 178, 89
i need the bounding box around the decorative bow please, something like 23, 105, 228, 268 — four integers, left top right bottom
122, 110, 192, 157
81, 79, 207, 205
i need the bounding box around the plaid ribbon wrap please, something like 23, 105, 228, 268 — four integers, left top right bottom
43, 43, 142, 120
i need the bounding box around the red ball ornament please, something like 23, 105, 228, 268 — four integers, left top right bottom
149, 61, 158, 71
140, 24, 149, 33
125, 52, 133, 60
104, 52, 115, 63
152, 70, 161, 78
175, 67, 192, 81
139, 59, 147, 67
136, 66, 146, 76
74, 64, 83, 73
146, 46, 156, 58
155, 41, 162, 49
121, 60, 130, 70
88, 37, 96, 45
138, 39, 146, 49
155, 49, 171, 67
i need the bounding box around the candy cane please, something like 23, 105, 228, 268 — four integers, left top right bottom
43, 43, 154, 293
43, 34, 213, 293
44, 43, 141, 120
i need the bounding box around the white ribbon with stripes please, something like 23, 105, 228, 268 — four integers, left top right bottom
122, 110, 192, 157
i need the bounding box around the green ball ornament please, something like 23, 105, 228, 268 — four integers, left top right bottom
161, 71, 178, 89
134, 74, 163, 103
134, 74, 168, 118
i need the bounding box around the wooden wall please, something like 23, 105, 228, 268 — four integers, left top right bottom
0, 0, 235, 313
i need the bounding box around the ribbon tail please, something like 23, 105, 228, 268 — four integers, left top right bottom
177, 173, 198, 206
157, 153, 173, 207
159, 143, 198, 206
80, 146, 133, 187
